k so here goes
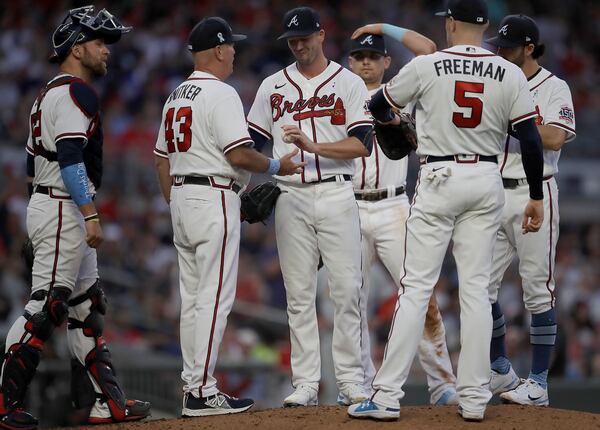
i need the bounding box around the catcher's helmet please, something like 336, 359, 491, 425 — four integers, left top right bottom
49, 5, 132, 63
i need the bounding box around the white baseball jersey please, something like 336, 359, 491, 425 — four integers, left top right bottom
248, 61, 372, 183
499, 67, 576, 178
353, 86, 409, 190
26, 74, 97, 194
384, 45, 537, 156
154, 71, 252, 187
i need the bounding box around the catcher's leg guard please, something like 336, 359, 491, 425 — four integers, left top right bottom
0, 287, 71, 429
67, 281, 150, 424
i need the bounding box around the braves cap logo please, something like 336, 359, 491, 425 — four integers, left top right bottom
499, 24, 508, 35
288, 15, 299, 27
217, 32, 225, 43
360, 35, 373, 45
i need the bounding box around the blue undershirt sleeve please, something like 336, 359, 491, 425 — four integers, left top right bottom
56, 138, 93, 206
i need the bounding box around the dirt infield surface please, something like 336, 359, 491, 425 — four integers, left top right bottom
56, 404, 599, 430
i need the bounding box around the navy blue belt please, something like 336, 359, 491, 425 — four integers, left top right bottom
422, 155, 498, 164
308, 174, 352, 184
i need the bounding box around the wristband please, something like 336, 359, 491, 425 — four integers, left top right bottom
267, 158, 281, 175
84, 213, 99, 222
382, 24, 408, 42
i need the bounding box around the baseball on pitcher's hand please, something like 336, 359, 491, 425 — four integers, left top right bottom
282, 133, 294, 143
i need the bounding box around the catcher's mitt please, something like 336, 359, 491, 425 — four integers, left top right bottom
240, 181, 282, 224
374, 113, 417, 160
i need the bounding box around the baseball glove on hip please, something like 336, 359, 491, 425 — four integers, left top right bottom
240, 181, 282, 224
374, 113, 417, 160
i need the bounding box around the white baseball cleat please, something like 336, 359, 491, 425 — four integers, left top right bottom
336, 383, 370, 406
347, 399, 400, 421
457, 405, 485, 422
489, 365, 520, 395
500, 378, 549, 406
283, 384, 318, 407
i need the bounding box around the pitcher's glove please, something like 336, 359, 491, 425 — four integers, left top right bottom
240, 181, 282, 224
373, 113, 417, 160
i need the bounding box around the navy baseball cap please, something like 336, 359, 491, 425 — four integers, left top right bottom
277, 7, 321, 40
486, 15, 539, 48
435, 0, 488, 25
350, 33, 387, 56
188, 17, 246, 52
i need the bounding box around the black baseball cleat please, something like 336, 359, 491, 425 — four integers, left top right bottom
182, 392, 254, 417
0, 409, 39, 430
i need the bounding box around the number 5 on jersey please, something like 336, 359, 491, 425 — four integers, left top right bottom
165, 106, 192, 153
452, 81, 484, 128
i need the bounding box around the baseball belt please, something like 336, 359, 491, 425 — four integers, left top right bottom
421, 154, 498, 164
307, 174, 352, 184
172, 175, 242, 193
34, 185, 95, 201
502, 175, 553, 189
355, 186, 405, 201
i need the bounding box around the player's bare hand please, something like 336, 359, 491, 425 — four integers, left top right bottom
522, 199, 544, 234
85, 220, 104, 248
351, 24, 383, 40
281, 125, 318, 153
277, 148, 306, 176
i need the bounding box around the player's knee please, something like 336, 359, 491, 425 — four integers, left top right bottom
26, 287, 71, 341
68, 280, 106, 337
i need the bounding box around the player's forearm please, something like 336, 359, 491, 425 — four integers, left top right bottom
382, 25, 436, 56
537, 124, 567, 151
57, 138, 98, 215
225, 145, 270, 173
514, 119, 544, 200
314, 137, 369, 159
154, 155, 172, 203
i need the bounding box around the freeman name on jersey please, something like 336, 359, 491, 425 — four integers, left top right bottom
434, 58, 506, 82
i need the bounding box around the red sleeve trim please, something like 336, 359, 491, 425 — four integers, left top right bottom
26, 145, 35, 155
55, 132, 88, 142
248, 121, 272, 139
347, 120, 373, 131
153, 148, 169, 158
510, 111, 537, 125
383, 85, 403, 110
223, 137, 253, 153
546, 121, 576, 135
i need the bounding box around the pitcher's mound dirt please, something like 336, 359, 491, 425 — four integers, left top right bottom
56, 404, 599, 430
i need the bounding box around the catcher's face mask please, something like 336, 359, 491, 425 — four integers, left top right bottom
50, 5, 132, 63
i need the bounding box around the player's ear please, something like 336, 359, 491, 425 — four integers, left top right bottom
71, 44, 82, 60
317, 29, 325, 42
384, 55, 391, 70
348, 56, 355, 71
214, 45, 224, 61
525, 44, 535, 57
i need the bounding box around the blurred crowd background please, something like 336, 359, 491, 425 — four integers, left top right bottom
1, 0, 600, 422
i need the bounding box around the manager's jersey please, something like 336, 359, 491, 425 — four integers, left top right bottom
26, 74, 97, 194
499, 67, 576, 178
248, 60, 372, 184
353, 86, 409, 190
154, 71, 252, 187
383, 45, 537, 157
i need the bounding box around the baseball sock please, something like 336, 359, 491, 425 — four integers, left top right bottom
490, 302, 510, 374
529, 308, 556, 389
